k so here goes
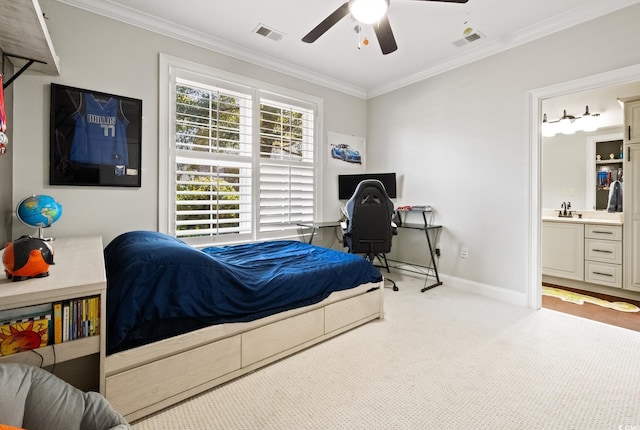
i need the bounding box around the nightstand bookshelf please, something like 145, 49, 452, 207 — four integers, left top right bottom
0, 236, 106, 393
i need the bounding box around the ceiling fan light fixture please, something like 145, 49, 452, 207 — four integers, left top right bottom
349, 0, 389, 24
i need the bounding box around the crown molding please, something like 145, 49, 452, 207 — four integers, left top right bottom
55, 0, 368, 99
367, 0, 640, 98
57, 0, 640, 100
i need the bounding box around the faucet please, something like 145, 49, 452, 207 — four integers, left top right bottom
559, 201, 572, 217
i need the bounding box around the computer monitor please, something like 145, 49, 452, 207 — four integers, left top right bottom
338, 172, 397, 200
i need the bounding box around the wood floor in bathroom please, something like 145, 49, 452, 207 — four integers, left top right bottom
542, 283, 640, 332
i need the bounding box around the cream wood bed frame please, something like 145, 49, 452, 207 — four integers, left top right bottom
103, 280, 384, 422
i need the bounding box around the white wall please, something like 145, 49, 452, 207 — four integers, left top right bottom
367, 3, 640, 296
11, 0, 366, 246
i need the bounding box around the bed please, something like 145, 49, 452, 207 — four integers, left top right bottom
101, 231, 385, 421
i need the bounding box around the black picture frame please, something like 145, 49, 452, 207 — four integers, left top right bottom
49, 83, 142, 187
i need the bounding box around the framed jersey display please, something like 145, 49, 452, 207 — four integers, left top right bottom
50, 84, 142, 187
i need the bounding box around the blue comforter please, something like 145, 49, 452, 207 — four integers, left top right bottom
105, 231, 382, 354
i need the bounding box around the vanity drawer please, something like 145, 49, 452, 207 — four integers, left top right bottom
585, 224, 622, 241
585, 239, 622, 264
584, 260, 622, 288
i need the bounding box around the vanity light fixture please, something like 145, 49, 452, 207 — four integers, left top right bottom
542, 105, 600, 137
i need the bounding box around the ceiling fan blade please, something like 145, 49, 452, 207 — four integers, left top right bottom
373, 15, 398, 55
302, 2, 350, 43
411, 0, 469, 3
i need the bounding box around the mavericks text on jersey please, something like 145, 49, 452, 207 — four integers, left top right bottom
70, 94, 130, 166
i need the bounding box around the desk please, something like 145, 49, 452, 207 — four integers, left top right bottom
388, 212, 443, 292
299, 217, 442, 293
297, 221, 341, 244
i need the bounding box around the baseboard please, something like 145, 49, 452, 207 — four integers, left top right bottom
440, 274, 528, 307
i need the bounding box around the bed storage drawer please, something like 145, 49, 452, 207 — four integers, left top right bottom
325, 289, 380, 333
105, 335, 241, 417
242, 308, 324, 366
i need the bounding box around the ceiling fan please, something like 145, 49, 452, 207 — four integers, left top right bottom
302, 0, 469, 55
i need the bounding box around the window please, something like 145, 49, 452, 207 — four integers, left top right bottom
160, 55, 321, 246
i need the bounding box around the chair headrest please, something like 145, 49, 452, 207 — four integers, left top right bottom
351, 179, 390, 199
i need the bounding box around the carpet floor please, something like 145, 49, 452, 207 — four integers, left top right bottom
542, 283, 640, 332
132, 276, 640, 430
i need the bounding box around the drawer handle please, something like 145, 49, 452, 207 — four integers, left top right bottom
592, 230, 613, 234
592, 271, 613, 277
593, 249, 613, 254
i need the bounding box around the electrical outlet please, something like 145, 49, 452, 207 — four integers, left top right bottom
460, 247, 468, 259
435, 248, 441, 257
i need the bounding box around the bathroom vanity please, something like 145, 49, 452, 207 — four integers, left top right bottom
540, 95, 640, 298
542, 210, 627, 294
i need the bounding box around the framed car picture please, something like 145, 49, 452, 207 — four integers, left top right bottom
327, 131, 365, 171
49, 83, 142, 187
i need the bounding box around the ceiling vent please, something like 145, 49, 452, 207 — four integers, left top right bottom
254, 24, 284, 42
453, 30, 483, 47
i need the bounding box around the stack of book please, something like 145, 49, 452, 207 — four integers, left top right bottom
0, 296, 100, 357
409, 205, 433, 212
53, 296, 100, 344
395, 205, 433, 212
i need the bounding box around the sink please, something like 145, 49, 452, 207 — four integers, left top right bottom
541, 209, 623, 225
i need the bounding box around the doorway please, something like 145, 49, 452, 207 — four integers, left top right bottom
528, 65, 640, 324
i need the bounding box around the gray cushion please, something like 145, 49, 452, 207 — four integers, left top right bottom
0, 364, 129, 430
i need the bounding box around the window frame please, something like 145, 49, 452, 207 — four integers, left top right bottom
159, 54, 324, 247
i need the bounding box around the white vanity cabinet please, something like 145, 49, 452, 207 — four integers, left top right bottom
622, 97, 640, 144
542, 219, 624, 288
542, 221, 584, 281
620, 96, 640, 292
584, 224, 623, 288
624, 143, 640, 291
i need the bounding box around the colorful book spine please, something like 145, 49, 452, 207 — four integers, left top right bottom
53, 302, 63, 344
62, 303, 69, 343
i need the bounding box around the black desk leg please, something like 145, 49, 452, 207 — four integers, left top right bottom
422, 227, 443, 293
307, 227, 317, 244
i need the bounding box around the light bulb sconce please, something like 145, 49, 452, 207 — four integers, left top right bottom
542, 105, 600, 137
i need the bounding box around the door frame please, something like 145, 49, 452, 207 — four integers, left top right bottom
528, 64, 640, 310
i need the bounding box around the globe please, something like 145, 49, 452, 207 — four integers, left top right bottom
17, 195, 63, 229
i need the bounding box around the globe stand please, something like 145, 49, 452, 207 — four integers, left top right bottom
38, 226, 55, 242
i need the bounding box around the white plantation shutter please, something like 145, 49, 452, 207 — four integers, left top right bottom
164, 62, 318, 245
259, 162, 314, 232
175, 158, 252, 238
258, 97, 314, 234
174, 78, 254, 242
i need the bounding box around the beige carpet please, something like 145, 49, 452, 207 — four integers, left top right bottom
132, 276, 640, 430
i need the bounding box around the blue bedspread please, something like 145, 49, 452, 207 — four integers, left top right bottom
105, 231, 382, 354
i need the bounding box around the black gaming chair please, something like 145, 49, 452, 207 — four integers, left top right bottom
342, 179, 398, 291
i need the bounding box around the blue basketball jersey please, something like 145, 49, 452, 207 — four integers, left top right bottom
70, 94, 130, 166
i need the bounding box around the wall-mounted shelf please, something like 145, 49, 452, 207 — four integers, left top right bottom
0, 0, 60, 81
596, 158, 624, 165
